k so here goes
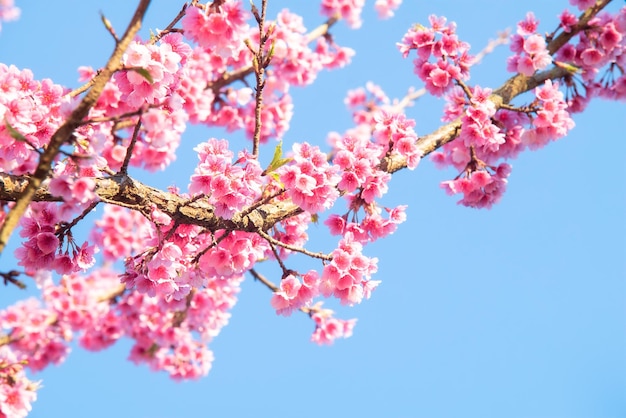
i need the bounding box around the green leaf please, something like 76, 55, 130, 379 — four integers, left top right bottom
264, 141, 292, 174
128, 67, 154, 84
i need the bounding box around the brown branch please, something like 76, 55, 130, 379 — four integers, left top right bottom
0, 172, 302, 234
250, 0, 270, 157
0, 0, 152, 257
0, 67, 583, 236
119, 117, 143, 175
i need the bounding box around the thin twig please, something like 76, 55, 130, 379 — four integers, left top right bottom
150, 2, 189, 44
119, 117, 143, 175
251, 0, 270, 157
257, 229, 332, 261
1, 270, 26, 290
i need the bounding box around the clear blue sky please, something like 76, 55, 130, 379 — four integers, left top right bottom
1, 1, 625, 417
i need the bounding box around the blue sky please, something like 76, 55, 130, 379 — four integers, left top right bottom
1, 1, 625, 417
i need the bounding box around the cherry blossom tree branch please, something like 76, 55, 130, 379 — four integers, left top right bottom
0, 0, 152, 257
381, 0, 613, 174
0, 1, 613, 245
0, 65, 585, 236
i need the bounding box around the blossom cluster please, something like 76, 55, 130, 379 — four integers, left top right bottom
310, 309, 357, 345
189, 138, 264, 219
279, 142, 340, 214
557, 6, 626, 104
0, 267, 241, 383
270, 271, 320, 316
507, 12, 552, 76
319, 233, 379, 306
0, 346, 38, 418
0, 64, 70, 175
441, 162, 512, 209
0, 0, 19, 32
397, 15, 473, 96
15, 202, 96, 275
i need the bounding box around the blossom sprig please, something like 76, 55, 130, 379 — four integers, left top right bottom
397, 15, 473, 97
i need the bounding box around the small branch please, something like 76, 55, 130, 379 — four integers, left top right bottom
81, 108, 144, 125
150, 2, 188, 44
266, 239, 290, 275
57, 201, 100, 238
1, 270, 26, 290
100, 12, 120, 43
250, 0, 270, 157
119, 117, 143, 175
249, 267, 279, 292
257, 229, 332, 261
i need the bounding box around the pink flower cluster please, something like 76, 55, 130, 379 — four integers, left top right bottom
279, 142, 340, 214
507, 12, 552, 76
0, 347, 38, 418
74, 39, 188, 173
522, 80, 575, 149
189, 138, 263, 219
91, 205, 155, 262
374, 0, 403, 19
1, 264, 243, 382
325, 204, 407, 244
441, 163, 511, 209
310, 309, 357, 345
458, 86, 505, 153
320, 0, 365, 29
182, 1, 249, 60
319, 233, 379, 305
556, 6, 626, 102
43, 270, 123, 351
0, 64, 69, 175
48, 161, 98, 222
0, 298, 68, 372
15, 202, 96, 275
332, 134, 389, 201
397, 15, 472, 96
118, 271, 243, 380
0, 0, 19, 32
267, 10, 355, 85
326, 83, 410, 243
433, 79, 573, 208
197, 231, 268, 279
373, 111, 421, 169
271, 271, 320, 316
